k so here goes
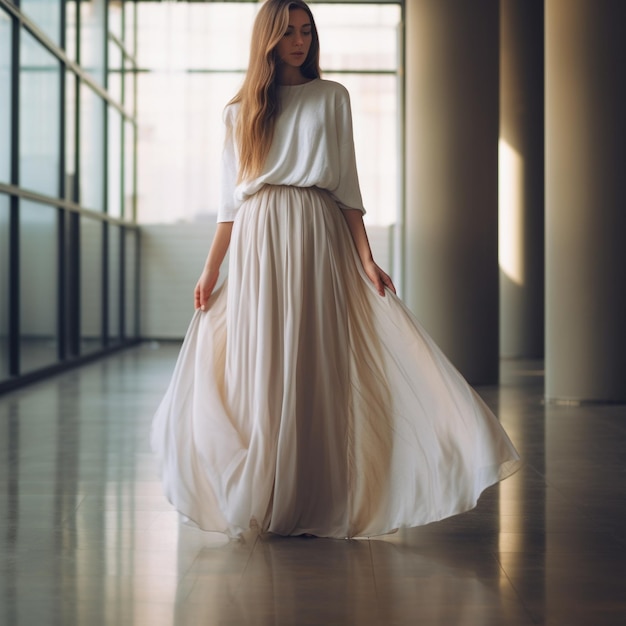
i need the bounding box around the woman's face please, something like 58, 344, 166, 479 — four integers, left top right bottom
275, 8, 313, 70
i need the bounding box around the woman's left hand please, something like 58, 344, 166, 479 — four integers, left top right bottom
362, 259, 396, 297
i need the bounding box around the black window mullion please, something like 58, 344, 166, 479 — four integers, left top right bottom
68, 66, 80, 357
130, 117, 137, 224
121, 0, 126, 52
8, 196, 19, 378
119, 225, 126, 339
9, 14, 20, 377
120, 105, 125, 220
134, 229, 140, 337
58, 54, 66, 360
67, 211, 80, 358
57, 207, 66, 362
76, 0, 81, 66
101, 0, 110, 347
104, 0, 109, 91
59, 0, 66, 51
102, 221, 109, 347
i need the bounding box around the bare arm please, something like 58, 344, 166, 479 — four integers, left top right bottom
341, 209, 396, 297
194, 221, 234, 310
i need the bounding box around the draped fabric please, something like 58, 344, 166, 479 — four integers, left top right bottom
151, 186, 521, 538
218, 79, 364, 222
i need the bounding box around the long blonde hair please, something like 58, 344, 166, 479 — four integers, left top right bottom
230, 0, 321, 182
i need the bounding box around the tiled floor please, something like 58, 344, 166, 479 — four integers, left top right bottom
1, 344, 625, 625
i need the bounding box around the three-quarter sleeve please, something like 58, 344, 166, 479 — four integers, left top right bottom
331, 93, 365, 214
217, 106, 239, 223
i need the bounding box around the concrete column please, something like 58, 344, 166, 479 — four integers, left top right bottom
405, 0, 500, 384
545, 0, 626, 401
499, 0, 544, 358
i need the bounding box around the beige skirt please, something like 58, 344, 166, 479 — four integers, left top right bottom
151, 185, 521, 538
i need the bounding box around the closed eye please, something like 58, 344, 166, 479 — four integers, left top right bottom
284, 24, 312, 37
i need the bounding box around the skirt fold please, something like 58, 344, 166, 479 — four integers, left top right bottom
151, 185, 521, 538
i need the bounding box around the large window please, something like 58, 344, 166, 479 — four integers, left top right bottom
20, 30, 61, 197
21, 0, 62, 46
19, 200, 59, 374
0, 0, 140, 391
108, 107, 123, 218
80, 0, 106, 85
136, 2, 401, 226
124, 228, 138, 338
65, 69, 77, 201
80, 216, 104, 353
80, 85, 105, 211
108, 224, 121, 343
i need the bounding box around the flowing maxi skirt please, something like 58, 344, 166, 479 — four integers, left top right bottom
151, 185, 521, 539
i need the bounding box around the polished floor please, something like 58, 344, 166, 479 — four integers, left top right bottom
1, 344, 625, 626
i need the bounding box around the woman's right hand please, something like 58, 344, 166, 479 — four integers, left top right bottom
193, 221, 234, 311
194, 267, 220, 311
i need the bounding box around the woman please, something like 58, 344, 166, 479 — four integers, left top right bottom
152, 0, 521, 539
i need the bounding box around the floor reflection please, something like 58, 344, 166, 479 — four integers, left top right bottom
171, 527, 527, 626
0, 347, 625, 625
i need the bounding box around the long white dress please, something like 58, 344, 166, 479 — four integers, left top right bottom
151, 79, 521, 539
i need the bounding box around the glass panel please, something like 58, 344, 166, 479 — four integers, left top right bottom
80, 86, 104, 211
0, 194, 9, 381
65, 70, 77, 201
136, 2, 256, 72
80, 216, 103, 354
0, 10, 11, 183
136, 72, 240, 224
316, 4, 400, 71
124, 120, 135, 221
20, 200, 58, 374
65, 0, 78, 62
108, 224, 121, 343
20, 29, 60, 197
108, 40, 123, 103
124, 228, 137, 338
21, 0, 62, 47
124, 0, 136, 57
108, 106, 122, 218
80, 0, 105, 85
109, 0, 123, 42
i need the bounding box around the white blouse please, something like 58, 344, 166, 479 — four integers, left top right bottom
218, 78, 365, 222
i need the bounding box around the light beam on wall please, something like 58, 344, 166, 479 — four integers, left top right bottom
498, 139, 525, 287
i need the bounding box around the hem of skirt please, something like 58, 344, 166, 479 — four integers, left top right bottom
163, 456, 524, 540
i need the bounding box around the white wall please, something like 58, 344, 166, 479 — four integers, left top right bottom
140, 221, 217, 339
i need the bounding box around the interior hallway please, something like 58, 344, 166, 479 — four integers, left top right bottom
0, 343, 625, 626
